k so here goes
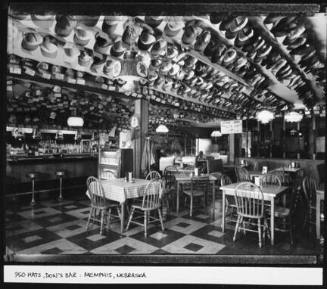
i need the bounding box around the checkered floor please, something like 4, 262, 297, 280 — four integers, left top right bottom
5, 196, 322, 256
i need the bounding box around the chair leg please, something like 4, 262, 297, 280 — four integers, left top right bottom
144, 211, 148, 238
190, 195, 193, 217
289, 217, 294, 245
258, 218, 262, 248
125, 207, 135, 231
86, 207, 92, 230
233, 215, 241, 242
100, 209, 105, 235
158, 208, 165, 231
107, 208, 112, 230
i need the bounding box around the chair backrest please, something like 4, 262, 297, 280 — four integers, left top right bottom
190, 176, 209, 194
221, 174, 232, 186
235, 166, 251, 182
302, 175, 317, 205
234, 182, 264, 218
260, 173, 282, 187
146, 170, 161, 180
106, 170, 117, 180
87, 176, 106, 207
163, 166, 178, 188
269, 169, 291, 186
142, 180, 162, 210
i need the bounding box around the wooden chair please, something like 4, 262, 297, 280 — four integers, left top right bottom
146, 170, 161, 181
125, 180, 165, 237
260, 174, 282, 187
183, 176, 209, 217
269, 169, 291, 186
302, 175, 318, 235
86, 176, 121, 235
163, 166, 178, 189
233, 182, 269, 248
271, 179, 303, 245
221, 174, 237, 226
235, 166, 251, 182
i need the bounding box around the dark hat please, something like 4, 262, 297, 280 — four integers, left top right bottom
94, 33, 112, 54
182, 25, 196, 45
144, 16, 164, 28
78, 16, 99, 27
55, 15, 77, 37
110, 40, 125, 58
137, 30, 156, 51
194, 30, 211, 52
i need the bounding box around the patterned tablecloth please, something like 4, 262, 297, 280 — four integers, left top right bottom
87, 178, 159, 204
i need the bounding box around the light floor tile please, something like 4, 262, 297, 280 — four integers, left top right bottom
165, 217, 207, 234
6, 220, 43, 236
90, 237, 158, 254
195, 214, 210, 219
208, 230, 224, 238
150, 232, 168, 240
18, 207, 62, 220
65, 207, 91, 219
107, 221, 152, 237
47, 219, 89, 238
15, 238, 87, 255
23, 235, 42, 243
161, 235, 225, 254
86, 234, 107, 242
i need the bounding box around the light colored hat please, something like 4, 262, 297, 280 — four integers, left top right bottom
31, 14, 55, 30
21, 32, 42, 51
40, 36, 58, 58
74, 26, 92, 46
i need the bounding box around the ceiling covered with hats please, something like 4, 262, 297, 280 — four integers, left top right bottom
7, 9, 326, 130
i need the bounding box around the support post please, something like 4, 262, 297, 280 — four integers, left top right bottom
133, 99, 149, 178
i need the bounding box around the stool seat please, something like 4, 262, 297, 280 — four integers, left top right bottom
56, 171, 65, 177
27, 172, 38, 179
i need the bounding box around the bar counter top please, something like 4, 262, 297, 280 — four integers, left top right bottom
7, 153, 97, 164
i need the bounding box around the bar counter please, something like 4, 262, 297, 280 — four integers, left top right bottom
6, 154, 98, 195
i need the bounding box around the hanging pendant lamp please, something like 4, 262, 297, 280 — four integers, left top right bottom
210, 130, 222, 137
256, 109, 274, 124
284, 111, 303, 123
156, 124, 169, 133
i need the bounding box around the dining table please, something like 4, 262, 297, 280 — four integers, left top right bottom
316, 185, 325, 240
87, 178, 152, 234
220, 182, 289, 245
175, 173, 218, 219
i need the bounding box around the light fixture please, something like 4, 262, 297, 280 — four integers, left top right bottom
256, 110, 274, 124
211, 130, 222, 137
284, 111, 303, 123
67, 116, 84, 127
156, 124, 169, 133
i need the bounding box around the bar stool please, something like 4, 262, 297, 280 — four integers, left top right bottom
26, 172, 39, 206
56, 171, 65, 201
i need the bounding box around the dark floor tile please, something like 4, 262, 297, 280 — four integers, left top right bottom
6, 229, 62, 252
191, 225, 225, 243
50, 202, 88, 212
175, 222, 190, 228
130, 227, 185, 248
184, 242, 203, 252
66, 228, 122, 251
115, 245, 135, 254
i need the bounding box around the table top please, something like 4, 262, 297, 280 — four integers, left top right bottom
101, 178, 150, 188
220, 182, 288, 198
175, 174, 217, 182
248, 170, 264, 177
275, 167, 301, 173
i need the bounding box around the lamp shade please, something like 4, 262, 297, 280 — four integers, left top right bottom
156, 124, 169, 133
211, 130, 222, 137
67, 116, 84, 127
256, 110, 274, 124
284, 111, 303, 123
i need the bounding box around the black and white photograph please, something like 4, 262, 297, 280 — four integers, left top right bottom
1, 0, 326, 285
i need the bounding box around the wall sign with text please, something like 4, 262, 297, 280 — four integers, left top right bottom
221, 120, 243, 134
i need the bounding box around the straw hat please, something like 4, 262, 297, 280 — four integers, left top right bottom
137, 30, 156, 51
103, 59, 122, 78
194, 30, 211, 52
40, 36, 58, 58
74, 26, 92, 46
94, 33, 112, 54
144, 16, 164, 28
21, 32, 43, 51
164, 17, 184, 37
78, 51, 93, 67
31, 14, 55, 30
78, 16, 99, 27
182, 25, 196, 45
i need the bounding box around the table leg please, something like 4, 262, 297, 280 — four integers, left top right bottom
316, 195, 320, 240
120, 203, 125, 235
212, 181, 215, 220
176, 182, 180, 215
222, 191, 225, 232
270, 198, 275, 245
